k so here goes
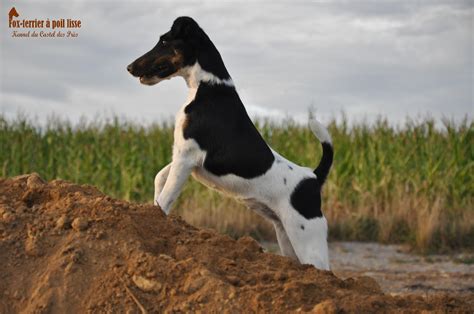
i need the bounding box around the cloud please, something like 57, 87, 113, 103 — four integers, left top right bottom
0, 1, 471, 125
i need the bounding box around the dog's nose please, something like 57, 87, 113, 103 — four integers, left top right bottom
127, 64, 133, 73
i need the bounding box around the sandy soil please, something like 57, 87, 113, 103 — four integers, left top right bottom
0, 173, 472, 313
263, 241, 474, 296
331, 242, 474, 296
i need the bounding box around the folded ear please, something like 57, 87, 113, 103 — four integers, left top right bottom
171, 16, 200, 40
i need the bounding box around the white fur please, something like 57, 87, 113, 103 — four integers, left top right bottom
192, 150, 330, 270
141, 62, 234, 88
154, 62, 330, 270
182, 63, 234, 88
309, 116, 332, 144
155, 82, 203, 214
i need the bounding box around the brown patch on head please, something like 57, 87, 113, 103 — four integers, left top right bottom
171, 49, 184, 68
181, 115, 190, 131
150, 49, 184, 70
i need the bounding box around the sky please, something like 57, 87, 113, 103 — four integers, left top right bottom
0, 0, 472, 126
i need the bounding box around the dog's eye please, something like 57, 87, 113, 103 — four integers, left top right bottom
162, 40, 168, 46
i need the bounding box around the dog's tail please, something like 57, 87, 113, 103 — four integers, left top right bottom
309, 116, 333, 186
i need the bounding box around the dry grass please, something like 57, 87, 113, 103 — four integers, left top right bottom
1, 114, 472, 252
177, 182, 474, 253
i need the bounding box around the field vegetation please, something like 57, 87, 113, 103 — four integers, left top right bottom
1, 114, 472, 252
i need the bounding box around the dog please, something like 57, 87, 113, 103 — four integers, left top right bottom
127, 17, 333, 270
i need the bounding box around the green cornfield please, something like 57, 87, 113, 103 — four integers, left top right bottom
1, 114, 473, 252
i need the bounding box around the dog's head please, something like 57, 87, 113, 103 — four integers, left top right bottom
127, 16, 206, 86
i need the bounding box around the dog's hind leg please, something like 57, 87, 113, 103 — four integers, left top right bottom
280, 210, 330, 270
242, 199, 298, 260
154, 163, 171, 206
273, 222, 299, 261
243, 199, 299, 261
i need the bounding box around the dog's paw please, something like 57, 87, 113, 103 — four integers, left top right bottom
155, 197, 170, 215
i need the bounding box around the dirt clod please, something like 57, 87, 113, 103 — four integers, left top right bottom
26, 173, 46, 190
56, 215, 71, 229
0, 174, 472, 313
71, 217, 88, 231
312, 299, 338, 314
132, 275, 162, 292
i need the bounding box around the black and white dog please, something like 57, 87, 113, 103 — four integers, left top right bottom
127, 17, 333, 270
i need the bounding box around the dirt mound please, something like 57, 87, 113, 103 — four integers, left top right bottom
0, 174, 472, 313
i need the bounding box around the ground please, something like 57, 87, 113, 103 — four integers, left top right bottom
0, 174, 472, 313
331, 242, 474, 296
263, 241, 474, 296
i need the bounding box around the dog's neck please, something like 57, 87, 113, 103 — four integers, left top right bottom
180, 62, 234, 89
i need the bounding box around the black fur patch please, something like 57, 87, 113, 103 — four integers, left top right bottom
183, 83, 274, 178
314, 142, 333, 186
170, 17, 231, 80
290, 178, 322, 219
283, 178, 287, 185
288, 165, 293, 170
300, 225, 305, 230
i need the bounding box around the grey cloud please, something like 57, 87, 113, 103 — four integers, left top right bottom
0, 1, 471, 125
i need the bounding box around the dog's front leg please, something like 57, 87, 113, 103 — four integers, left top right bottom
156, 158, 194, 215
154, 163, 172, 206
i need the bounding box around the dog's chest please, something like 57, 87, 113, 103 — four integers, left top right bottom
172, 88, 200, 159
173, 109, 187, 147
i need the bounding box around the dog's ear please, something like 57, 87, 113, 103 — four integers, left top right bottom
171, 16, 200, 40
